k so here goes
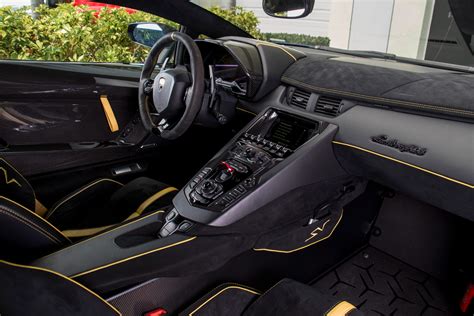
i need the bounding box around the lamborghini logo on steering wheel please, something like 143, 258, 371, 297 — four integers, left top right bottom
158, 77, 166, 90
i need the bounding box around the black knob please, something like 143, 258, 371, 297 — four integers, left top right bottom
201, 180, 217, 194
245, 147, 256, 158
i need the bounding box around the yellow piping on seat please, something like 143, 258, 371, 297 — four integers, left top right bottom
0, 196, 70, 242
0, 260, 121, 315
125, 187, 178, 221
62, 209, 167, 238
326, 301, 356, 316
46, 178, 124, 219
188, 285, 260, 316
35, 199, 48, 217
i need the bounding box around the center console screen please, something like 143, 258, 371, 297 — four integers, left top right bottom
265, 113, 318, 150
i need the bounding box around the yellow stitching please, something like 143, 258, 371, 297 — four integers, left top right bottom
0, 260, 122, 315
0, 158, 35, 202
236, 107, 257, 116
188, 286, 260, 316
135, 187, 178, 216
0, 208, 62, 244
256, 41, 297, 61
305, 218, 331, 242
253, 209, 344, 253
38, 210, 166, 260
282, 77, 474, 116
0, 167, 21, 187
0, 196, 70, 241
47, 178, 124, 219
71, 236, 197, 278
332, 141, 474, 189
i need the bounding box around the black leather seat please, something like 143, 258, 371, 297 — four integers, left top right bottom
0, 261, 364, 316
0, 158, 178, 261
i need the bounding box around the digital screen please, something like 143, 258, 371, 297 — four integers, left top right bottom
265, 114, 317, 150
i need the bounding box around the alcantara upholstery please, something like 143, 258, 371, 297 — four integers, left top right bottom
0, 260, 121, 316
179, 279, 364, 316
0, 158, 177, 261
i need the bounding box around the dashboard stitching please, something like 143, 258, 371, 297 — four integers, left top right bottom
256, 41, 297, 61
282, 77, 474, 117
332, 141, 474, 189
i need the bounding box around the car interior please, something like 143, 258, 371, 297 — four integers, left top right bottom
0, 0, 473, 315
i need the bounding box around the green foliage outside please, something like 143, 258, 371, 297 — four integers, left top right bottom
208, 6, 261, 39
0, 4, 262, 63
263, 33, 330, 46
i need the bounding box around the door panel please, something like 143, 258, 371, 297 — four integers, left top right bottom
0, 61, 142, 146
0, 60, 163, 180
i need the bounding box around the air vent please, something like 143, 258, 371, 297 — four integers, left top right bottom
290, 89, 311, 109
314, 96, 342, 116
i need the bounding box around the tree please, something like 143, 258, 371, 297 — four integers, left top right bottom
31, 0, 44, 18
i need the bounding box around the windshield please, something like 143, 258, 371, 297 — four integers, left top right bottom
194, 0, 474, 67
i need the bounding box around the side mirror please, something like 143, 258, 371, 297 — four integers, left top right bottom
127, 22, 176, 48
262, 0, 315, 19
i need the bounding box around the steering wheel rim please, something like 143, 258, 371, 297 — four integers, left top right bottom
139, 32, 205, 140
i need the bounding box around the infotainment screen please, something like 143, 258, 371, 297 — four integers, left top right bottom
265, 113, 318, 150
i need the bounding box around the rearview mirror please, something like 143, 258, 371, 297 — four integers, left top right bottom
128, 23, 176, 48
262, 0, 315, 18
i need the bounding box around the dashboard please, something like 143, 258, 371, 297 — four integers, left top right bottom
184, 37, 473, 222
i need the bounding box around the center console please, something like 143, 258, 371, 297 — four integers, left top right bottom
172, 108, 329, 226
185, 109, 321, 211
33, 106, 350, 293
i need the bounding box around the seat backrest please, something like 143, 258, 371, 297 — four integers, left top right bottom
0, 158, 70, 261
0, 260, 121, 316
0, 158, 35, 210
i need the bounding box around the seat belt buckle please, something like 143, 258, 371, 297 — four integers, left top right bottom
460, 283, 474, 313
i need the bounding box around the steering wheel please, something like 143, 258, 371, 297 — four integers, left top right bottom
139, 32, 205, 140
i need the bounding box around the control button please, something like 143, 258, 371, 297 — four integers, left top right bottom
235, 185, 246, 194
178, 220, 193, 232
159, 221, 178, 238
228, 191, 238, 199
232, 188, 243, 196
223, 195, 233, 203
244, 177, 256, 188
217, 169, 233, 182
202, 167, 212, 175
165, 210, 177, 221
189, 182, 197, 189
244, 147, 256, 159
190, 191, 209, 204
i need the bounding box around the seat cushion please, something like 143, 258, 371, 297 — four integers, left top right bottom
0, 196, 70, 262
179, 283, 260, 316
243, 279, 362, 316
0, 260, 120, 316
47, 177, 177, 230
180, 279, 363, 316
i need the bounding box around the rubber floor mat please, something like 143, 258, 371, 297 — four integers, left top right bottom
311, 247, 452, 315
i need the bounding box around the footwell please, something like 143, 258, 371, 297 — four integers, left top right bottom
311, 247, 453, 316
